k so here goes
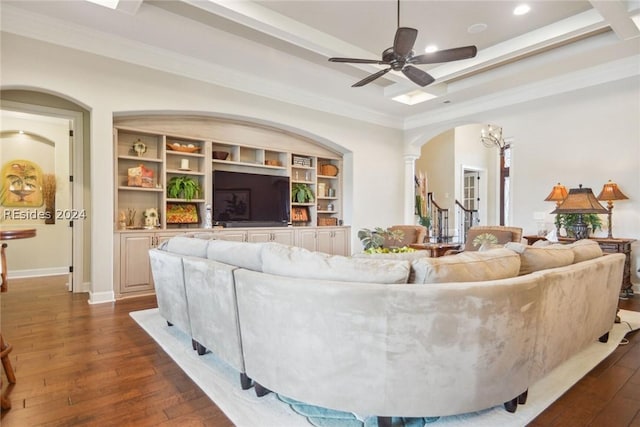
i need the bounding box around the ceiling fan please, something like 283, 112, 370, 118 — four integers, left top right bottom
328, 0, 478, 87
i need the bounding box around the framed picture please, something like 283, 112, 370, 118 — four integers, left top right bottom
166, 203, 199, 224
291, 206, 309, 222
215, 189, 250, 220
1, 159, 44, 207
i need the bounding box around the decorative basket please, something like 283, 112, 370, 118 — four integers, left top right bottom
320, 164, 339, 176
167, 144, 201, 153
318, 217, 338, 226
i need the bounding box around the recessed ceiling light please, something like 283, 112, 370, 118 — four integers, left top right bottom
513, 4, 531, 16
392, 90, 437, 106
424, 45, 438, 53
468, 23, 488, 34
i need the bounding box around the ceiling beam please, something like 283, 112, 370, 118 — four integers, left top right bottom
590, 0, 640, 40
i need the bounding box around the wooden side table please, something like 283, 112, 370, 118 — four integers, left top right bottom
524, 235, 636, 298
410, 242, 461, 258
1, 228, 37, 410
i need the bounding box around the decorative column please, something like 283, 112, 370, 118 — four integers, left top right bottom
403, 154, 419, 224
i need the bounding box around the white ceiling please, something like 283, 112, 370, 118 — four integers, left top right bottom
2, 0, 639, 129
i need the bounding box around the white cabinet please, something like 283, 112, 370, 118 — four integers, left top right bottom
212, 229, 247, 242
295, 228, 319, 251
295, 226, 350, 256
248, 229, 295, 245
317, 227, 350, 256
116, 231, 181, 298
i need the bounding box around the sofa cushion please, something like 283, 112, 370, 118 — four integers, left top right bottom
161, 236, 209, 258
566, 239, 603, 263
261, 243, 411, 284
353, 250, 430, 283
464, 229, 514, 251
207, 239, 264, 272
411, 248, 521, 284
505, 242, 575, 275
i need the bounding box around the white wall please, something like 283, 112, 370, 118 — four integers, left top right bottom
409, 76, 640, 285
499, 78, 639, 244
1, 33, 405, 300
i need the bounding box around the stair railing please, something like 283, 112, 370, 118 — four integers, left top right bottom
454, 199, 478, 245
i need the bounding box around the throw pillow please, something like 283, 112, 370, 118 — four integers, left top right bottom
410, 248, 521, 284
566, 239, 603, 263
464, 229, 514, 251
262, 242, 411, 284
505, 242, 575, 275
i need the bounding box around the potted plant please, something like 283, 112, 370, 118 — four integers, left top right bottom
555, 213, 602, 238
291, 183, 314, 203
357, 227, 405, 251
167, 176, 201, 200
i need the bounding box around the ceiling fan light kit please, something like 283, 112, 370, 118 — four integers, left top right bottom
329, 0, 478, 88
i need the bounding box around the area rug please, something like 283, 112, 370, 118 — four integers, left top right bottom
130, 309, 640, 427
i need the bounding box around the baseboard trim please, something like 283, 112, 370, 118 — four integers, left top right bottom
88, 290, 115, 304
78, 281, 91, 293
8, 267, 68, 279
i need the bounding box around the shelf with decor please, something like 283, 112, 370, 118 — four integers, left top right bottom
114, 127, 165, 232
113, 117, 350, 299
316, 157, 341, 226
212, 142, 288, 170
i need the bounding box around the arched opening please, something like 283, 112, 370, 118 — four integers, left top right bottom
1, 90, 89, 292
412, 123, 511, 243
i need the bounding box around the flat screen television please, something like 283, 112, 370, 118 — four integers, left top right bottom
213, 170, 290, 227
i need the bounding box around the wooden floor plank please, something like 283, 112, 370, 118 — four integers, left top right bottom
1, 275, 639, 426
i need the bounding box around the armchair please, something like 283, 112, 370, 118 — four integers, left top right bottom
446, 225, 523, 255
384, 225, 428, 248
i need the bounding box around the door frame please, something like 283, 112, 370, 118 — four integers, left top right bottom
1, 100, 85, 292
460, 165, 487, 226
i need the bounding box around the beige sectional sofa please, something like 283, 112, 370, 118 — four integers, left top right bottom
149, 236, 624, 425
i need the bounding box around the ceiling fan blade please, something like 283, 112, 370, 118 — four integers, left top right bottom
329, 57, 386, 64
411, 45, 478, 65
393, 27, 418, 58
352, 68, 392, 87
402, 65, 435, 87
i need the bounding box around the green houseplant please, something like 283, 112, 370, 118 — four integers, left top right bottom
291, 183, 314, 203
357, 227, 407, 252
167, 176, 201, 201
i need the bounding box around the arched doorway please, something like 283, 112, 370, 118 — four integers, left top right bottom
1, 95, 87, 292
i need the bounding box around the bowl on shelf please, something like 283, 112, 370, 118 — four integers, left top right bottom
213, 151, 229, 160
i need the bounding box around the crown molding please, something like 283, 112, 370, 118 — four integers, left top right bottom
0, 4, 404, 129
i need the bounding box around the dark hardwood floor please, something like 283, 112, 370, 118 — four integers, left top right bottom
1, 276, 639, 426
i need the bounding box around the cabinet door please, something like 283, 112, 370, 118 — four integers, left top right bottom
271, 229, 295, 245
247, 230, 272, 243
331, 228, 350, 256
214, 230, 247, 241
120, 233, 154, 295
296, 228, 317, 251
316, 227, 350, 255
316, 229, 334, 254
248, 229, 295, 245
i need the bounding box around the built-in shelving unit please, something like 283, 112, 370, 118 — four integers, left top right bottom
114, 125, 344, 231
113, 117, 348, 299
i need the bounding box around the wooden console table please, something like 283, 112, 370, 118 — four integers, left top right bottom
524, 235, 636, 298
1, 228, 37, 410
410, 242, 461, 258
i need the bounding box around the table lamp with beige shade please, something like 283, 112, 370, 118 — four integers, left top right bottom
597, 180, 628, 239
